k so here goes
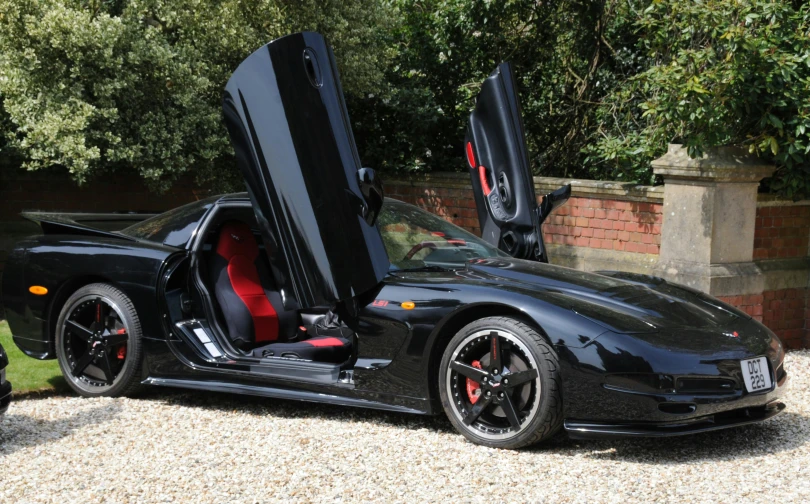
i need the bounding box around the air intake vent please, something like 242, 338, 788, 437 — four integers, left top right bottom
658, 402, 696, 415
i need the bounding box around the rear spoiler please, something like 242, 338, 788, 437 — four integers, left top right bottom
21, 211, 157, 241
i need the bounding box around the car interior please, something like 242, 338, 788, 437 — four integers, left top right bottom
196, 207, 354, 365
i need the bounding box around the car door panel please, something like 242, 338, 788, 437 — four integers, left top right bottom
223, 32, 390, 308
465, 62, 542, 261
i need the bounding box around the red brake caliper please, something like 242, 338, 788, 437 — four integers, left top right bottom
116, 328, 127, 360
466, 360, 483, 404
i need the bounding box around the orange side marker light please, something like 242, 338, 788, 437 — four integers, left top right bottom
29, 286, 48, 295
401, 301, 416, 310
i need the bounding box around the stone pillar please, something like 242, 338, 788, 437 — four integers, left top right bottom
652, 144, 775, 295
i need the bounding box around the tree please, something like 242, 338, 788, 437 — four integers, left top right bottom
352, 0, 624, 179
4, 1, 807, 198
584, 0, 810, 198
0, 0, 394, 191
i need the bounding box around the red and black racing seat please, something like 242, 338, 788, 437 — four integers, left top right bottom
210, 220, 351, 362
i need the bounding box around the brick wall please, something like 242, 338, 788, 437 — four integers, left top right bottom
383, 173, 665, 258
384, 177, 480, 235
544, 198, 662, 254
753, 204, 810, 260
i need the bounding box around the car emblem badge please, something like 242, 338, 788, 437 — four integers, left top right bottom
231, 233, 242, 242
723, 331, 740, 338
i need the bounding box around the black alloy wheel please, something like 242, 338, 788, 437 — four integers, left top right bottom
439, 316, 563, 449
55, 283, 144, 397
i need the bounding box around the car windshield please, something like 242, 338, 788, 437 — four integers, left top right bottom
379, 199, 508, 270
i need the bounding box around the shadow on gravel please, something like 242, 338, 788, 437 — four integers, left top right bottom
28, 385, 804, 461
140, 387, 457, 435
547, 411, 810, 463
0, 403, 122, 457
137, 387, 809, 460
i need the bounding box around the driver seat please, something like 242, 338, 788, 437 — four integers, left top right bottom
210, 220, 352, 362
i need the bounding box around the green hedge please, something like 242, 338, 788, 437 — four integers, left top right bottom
1, 1, 808, 197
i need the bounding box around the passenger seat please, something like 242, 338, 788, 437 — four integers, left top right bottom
210, 220, 351, 362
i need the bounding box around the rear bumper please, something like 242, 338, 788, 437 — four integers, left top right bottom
0, 379, 11, 415
565, 400, 785, 439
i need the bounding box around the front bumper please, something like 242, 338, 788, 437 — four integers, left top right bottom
0, 378, 11, 415
563, 358, 789, 439
565, 399, 785, 439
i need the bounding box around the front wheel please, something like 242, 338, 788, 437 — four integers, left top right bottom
438, 316, 563, 449
55, 283, 144, 397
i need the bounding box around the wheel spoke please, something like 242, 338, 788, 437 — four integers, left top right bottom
97, 352, 115, 385
504, 368, 538, 388
104, 333, 128, 347
66, 320, 94, 342
71, 351, 95, 377
463, 394, 493, 426
489, 332, 503, 373
500, 394, 522, 430
450, 360, 488, 383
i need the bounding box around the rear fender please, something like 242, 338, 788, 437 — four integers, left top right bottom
2, 235, 177, 359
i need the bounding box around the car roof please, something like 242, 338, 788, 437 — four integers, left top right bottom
215, 192, 250, 202
213, 193, 406, 206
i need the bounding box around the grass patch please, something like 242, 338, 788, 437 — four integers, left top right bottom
0, 320, 67, 394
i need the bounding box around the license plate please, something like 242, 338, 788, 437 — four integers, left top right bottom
741, 357, 772, 393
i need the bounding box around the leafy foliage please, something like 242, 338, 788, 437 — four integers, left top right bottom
1, 0, 808, 197
0, 0, 393, 190
352, 0, 621, 178
585, 0, 810, 196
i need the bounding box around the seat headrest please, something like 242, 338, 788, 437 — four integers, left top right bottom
216, 220, 259, 261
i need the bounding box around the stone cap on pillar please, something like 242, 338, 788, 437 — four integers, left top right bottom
652, 144, 775, 182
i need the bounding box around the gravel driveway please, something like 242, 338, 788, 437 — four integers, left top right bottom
1, 350, 808, 503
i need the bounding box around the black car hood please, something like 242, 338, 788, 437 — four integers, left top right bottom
465, 258, 747, 333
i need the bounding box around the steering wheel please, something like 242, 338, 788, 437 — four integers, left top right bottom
403, 239, 468, 261
403, 241, 439, 260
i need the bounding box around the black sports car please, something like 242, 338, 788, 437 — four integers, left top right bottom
1, 33, 787, 448
0, 342, 10, 415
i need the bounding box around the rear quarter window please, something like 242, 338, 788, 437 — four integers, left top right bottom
120, 197, 217, 248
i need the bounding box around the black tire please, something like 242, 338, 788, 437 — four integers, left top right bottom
55, 283, 144, 397
438, 316, 563, 449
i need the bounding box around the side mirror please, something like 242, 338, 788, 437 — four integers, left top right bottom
357, 167, 384, 226
537, 184, 571, 224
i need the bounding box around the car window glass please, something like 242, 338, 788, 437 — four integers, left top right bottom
379, 199, 508, 269
120, 197, 217, 247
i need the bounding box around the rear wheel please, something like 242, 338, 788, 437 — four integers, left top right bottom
438, 316, 563, 449
55, 283, 144, 397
